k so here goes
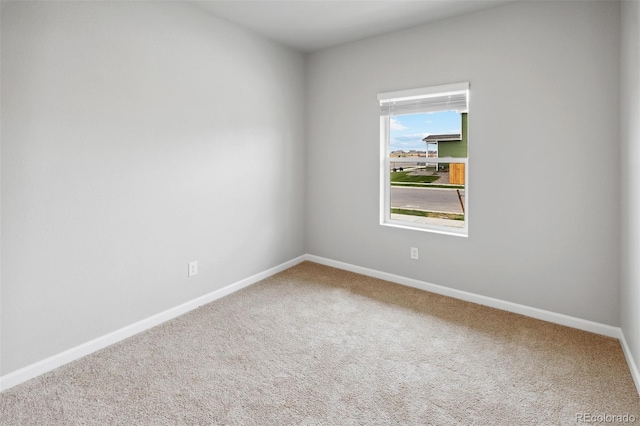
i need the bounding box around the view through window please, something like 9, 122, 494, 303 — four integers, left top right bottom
379, 83, 468, 235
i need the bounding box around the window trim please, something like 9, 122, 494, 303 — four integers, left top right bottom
378, 82, 469, 105
379, 82, 469, 237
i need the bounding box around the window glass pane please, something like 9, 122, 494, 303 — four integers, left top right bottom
389, 111, 466, 158
390, 162, 466, 229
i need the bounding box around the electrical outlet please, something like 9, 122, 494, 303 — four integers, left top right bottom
188, 261, 198, 277
410, 247, 419, 260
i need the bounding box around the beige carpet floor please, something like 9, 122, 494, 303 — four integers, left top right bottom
1, 261, 638, 425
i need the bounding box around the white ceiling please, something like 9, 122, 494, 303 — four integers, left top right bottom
189, 1, 514, 53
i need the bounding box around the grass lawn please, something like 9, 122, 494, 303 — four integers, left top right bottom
390, 171, 440, 184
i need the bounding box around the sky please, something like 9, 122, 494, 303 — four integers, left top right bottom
389, 110, 461, 152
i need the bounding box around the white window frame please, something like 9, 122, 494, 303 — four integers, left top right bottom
379, 82, 469, 237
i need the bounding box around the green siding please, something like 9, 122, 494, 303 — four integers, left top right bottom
438, 113, 467, 158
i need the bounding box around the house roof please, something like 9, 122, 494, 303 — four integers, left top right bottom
423, 134, 461, 142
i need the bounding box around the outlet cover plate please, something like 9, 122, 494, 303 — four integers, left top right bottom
410, 247, 419, 260
188, 261, 198, 277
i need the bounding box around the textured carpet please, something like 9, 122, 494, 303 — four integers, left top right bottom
1, 261, 638, 425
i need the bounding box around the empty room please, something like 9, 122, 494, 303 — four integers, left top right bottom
1, 0, 639, 423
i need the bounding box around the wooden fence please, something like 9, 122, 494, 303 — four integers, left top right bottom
449, 163, 465, 185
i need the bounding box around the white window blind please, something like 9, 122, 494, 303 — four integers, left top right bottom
378, 82, 469, 115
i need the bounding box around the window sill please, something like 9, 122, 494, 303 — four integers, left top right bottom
380, 220, 468, 237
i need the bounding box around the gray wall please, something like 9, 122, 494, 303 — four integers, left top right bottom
306, 1, 621, 325
621, 0, 640, 381
1, 1, 306, 374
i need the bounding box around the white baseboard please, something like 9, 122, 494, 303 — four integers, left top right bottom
619, 331, 640, 396
305, 254, 622, 339
0, 255, 306, 392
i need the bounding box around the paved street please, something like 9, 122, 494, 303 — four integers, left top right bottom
390, 186, 465, 213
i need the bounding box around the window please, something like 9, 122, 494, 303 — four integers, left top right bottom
379, 82, 469, 236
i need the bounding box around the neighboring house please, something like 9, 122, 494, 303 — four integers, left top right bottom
390, 149, 426, 171
389, 150, 426, 158
422, 112, 468, 158
422, 113, 468, 184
